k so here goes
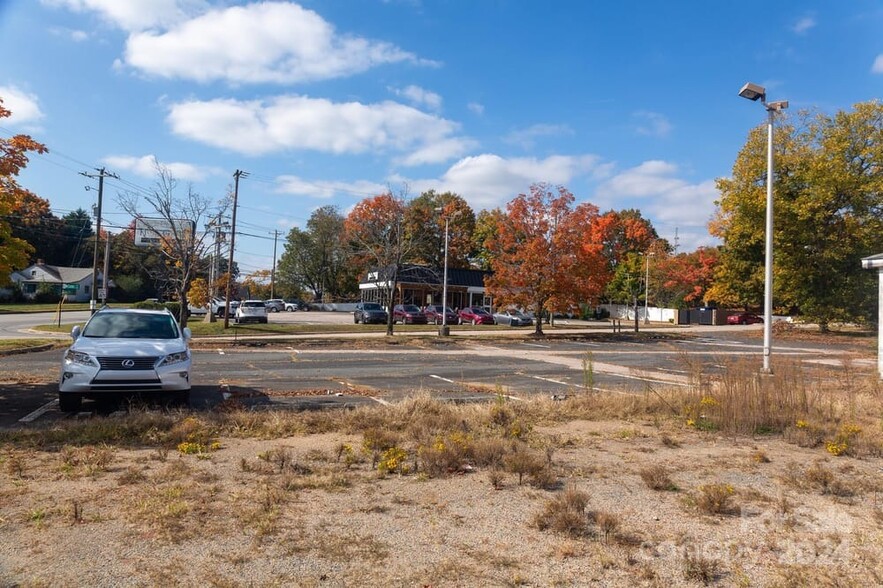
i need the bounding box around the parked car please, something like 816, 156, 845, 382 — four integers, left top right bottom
211, 297, 240, 317
284, 299, 302, 312
458, 306, 495, 325
393, 304, 428, 324
187, 303, 208, 316
234, 300, 268, 324
727, 312, 763, 325
265, 299, 285, 313
58, 307, 192, 412
493, 309, 533, 327
423, 304, 458, 325
354, 302, 388, 324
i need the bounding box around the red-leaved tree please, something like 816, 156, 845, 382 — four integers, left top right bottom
485, 183, 608, 335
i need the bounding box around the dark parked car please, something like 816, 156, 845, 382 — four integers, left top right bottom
354, 302, 388, 324
458, 306, 495, 325
493, 309, 533, 327
423, 304, 458, 325
727, 312, 763, 325
393, 304, 428, 324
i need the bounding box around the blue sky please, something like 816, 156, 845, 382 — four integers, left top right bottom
1, 1, 881, 277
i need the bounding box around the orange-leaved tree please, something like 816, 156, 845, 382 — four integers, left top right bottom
485, 183, 608, 335
656, 247, 720, 308
344, 191, 414, 336
0, 98, 47, 281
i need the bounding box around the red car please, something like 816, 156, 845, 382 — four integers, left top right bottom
457, 306, 495, 325
393, 304, 428, 324
727, 312, 763, 325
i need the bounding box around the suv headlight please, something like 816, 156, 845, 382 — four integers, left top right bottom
157, 350, 190, 367
64, 350, 97, 367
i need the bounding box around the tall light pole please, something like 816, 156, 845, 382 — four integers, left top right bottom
739, 82, 788, 373
643, 251, 655, 324
435, 207, 455, 336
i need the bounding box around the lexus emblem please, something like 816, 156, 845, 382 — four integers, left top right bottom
121, 359, 136, 368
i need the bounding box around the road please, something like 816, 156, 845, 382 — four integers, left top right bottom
0, 327, 874, 427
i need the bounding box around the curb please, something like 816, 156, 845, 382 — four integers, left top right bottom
0, 343, 55, 356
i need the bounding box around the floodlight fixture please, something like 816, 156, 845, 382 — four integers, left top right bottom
738, 82, 766, 102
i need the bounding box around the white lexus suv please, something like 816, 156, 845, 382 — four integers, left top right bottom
58, 307, 192, 412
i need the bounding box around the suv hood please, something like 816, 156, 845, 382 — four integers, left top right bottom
72, 338, 187, 357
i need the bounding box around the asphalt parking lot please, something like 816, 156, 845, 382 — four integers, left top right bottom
1, 328, 874, 427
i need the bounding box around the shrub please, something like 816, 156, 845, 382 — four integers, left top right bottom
533, 486, 590, 537
640, 465, 678, 491
695, 483, 737, 515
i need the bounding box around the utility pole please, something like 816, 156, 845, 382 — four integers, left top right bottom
270, 229, 280, 299
81, 167, 118, 313
102, 234, 111, 304
223, 170, 247, 328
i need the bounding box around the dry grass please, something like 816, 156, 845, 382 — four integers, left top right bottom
1, 358, 882, 585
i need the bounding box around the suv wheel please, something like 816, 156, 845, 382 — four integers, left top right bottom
59, 393, 82, 413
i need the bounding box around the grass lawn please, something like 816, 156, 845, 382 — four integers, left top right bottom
0, 302, 93, 313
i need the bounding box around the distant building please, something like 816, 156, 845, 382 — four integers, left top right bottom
359, 264, 492, 310
9, 262, 103, 302
861, 253, 883, 379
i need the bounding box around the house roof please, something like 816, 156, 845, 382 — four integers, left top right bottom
13, 263, 95, 283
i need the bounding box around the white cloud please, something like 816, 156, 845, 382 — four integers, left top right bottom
399, 153, 604, 210
167, 95, 468, 163
632, 111, 673, 138
48, 26, 90, 41
390, 85, 443, 111
0, 86, 44, 126
103, 154, 221, 182
595, 160, 719, 249
467, 102, 485, 115
274, 175, 387, 199
872, 54, 883, 74
503, 123, 573, 149
123, 2, 435, 84
792, 15, 816, 35
42, 0, 205, 32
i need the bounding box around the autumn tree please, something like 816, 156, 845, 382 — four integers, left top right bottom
187, 277, 210, 308
0, 99, 46, 280
344, 191, 416, 335
242, 269, 272, 300
484, 183, 608, 335
276, 205, 356, 301
118, 164, 230, 326
594, 209, 663, 280
405, 190, 475, 269
654, 247, 719, 309
711, 101, 882, 330
471, 208, 505, 271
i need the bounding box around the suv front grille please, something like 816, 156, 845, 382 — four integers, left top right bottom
97, 357, 159, 370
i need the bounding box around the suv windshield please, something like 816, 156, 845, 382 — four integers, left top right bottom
242, 301, 265, 308
83, 313, 179, 339
363, 303, 383, 311
402, 305, 421, 312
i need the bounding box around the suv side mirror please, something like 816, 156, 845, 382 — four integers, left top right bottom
182, 327, 192, 341
70, 325, 81, 340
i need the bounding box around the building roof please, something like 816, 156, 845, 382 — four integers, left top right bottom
12, 263, 95, 283
862, 253, 883, 270
361, 264, 490, 288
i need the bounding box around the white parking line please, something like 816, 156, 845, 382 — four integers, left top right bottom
217, 349, 225, 355
19, 399, 58, 423
521, 343, 551, 349
572, 341, 600, 347
526, 375, 572, 387
369, 396, 391, 406
430, 374, 455, 383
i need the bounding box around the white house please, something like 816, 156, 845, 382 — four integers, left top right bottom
9, 263, 102, 303
862, 253, 883, 379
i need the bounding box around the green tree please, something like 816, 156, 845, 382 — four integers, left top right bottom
276, 205, 356, 301
711, 101, 882, 330
404, 190, 475, 269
